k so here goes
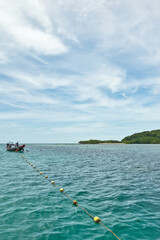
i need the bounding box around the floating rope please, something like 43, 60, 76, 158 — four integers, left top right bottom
18, 153, 121, 240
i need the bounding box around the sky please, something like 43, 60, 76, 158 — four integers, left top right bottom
0, 0, 160, 143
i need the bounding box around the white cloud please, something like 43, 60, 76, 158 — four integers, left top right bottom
0, 61, 127, 108
0, 0, 67, 56
0, 0, 160, 142
50, 122, 110, 135
1, 0, 160, 62
0, 51, 8, 63
43, 0, 160, 65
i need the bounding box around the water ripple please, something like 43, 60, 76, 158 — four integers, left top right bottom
0, 144, 160, 239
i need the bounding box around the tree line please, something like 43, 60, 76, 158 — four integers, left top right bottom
79, 129, 160, 144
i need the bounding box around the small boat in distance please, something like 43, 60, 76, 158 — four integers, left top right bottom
6, 142, 25, 152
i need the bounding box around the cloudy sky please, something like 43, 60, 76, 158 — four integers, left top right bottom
0, 0, 160, 143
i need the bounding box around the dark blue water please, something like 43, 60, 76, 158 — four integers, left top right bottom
0, 144, 160, 240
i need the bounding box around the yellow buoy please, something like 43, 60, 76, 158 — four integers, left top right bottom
40, 172, 43, 174
45, 176, 48, 178
37, 169, 39, 171
60, 188, 64, 192
51, 181, 55, 184
73, 200, 78, 205
34, 166, 36, 168
94, 216, 101, 223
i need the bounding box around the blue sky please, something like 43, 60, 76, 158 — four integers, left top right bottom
0, 0, 160, 143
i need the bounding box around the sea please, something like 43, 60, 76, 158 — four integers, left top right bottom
0, 144, 160, 240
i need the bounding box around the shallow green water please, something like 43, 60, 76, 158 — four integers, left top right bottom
0, 144, 160, 240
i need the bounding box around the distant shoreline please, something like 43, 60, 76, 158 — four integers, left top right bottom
79, 140, 121, 144
99, 142, 125, 144
79, 129, 160, 144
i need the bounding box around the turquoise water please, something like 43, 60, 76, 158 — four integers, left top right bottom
0, 144, 160, 240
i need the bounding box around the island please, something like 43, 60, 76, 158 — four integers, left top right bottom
121, 129, 160, 144
79, 129, 160, 144
79, 140, 121, 144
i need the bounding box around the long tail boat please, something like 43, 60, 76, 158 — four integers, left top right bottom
6, 142, 25, 152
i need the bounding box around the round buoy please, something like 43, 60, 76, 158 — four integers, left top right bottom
45, 176, 48, 178
73, 200, 78, 205
94, 216, 101, 223
40, 172, 43, 174
51, 181, 55, 184
60, 188, 64, 192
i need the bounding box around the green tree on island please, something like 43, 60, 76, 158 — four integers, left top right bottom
79, 129, 160, 144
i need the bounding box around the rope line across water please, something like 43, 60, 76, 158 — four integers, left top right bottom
18, 153, 122, 240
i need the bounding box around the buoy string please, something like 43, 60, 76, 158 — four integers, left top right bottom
18, 153, 65, 192
78, 205, 94, 219
63, 192, 74, 202
18, 153, 121, 240
100, 222, 121, 240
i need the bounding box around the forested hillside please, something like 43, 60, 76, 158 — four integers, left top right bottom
121, 130, 160, 144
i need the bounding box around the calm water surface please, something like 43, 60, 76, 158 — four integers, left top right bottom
0, 144, 160, 240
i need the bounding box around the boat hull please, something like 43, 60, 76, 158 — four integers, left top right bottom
6, 145, 25, 152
